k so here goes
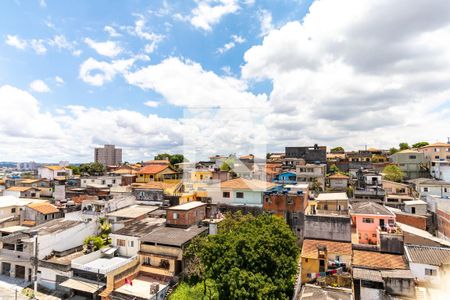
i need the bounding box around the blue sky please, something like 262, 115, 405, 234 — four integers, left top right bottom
0, 0, 312, 118
1, 0, 449, 163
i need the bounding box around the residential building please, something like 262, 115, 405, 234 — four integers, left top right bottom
388, 207, 428, 231
397, 222, 450, 247
80, 176, 121, 188
0, 196, 38, 228
351, 202, 397, 245
139, 225, 208, 279
0, 219, 97, 283
38, 165, 73, 180
106, 205, 159, 231
300, 239, 352, 283
4, 186, 40, 198
382, 180, 413, 196
328, 173, 349, 191
166, 201, 207, 228
136, 165, 178, 183
285, 145, 327, 164
431, 160, 450, 182
94, 144, 122, 166
132, 181, 182, 205
389, 149, 427, 179
208, 178, 278, 207
18, 178, 53, 197
21, 202, 63, 226
273, 171, 297, 185
16, 161, 37, 171
347, 150, 372, 169
314, 192, 349, 216
436, 202, 450, 242
298, 285, 352, 300
418, 142, 450, 167
296, 164, 326, 191
265, 163, 282, 182
409, 178, 450, 199
110, 217, 166, 257
352, 250, 414, 299
403, 199, 427, 215
405, 244, 450, 287
303, 214, 352, 243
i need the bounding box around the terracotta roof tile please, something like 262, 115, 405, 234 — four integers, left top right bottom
137, 165, 174, 175
301, 239, 352, 259
27, 202, 60, 215
328, 173, 349, 179
352, 250, 407, 270
6, 186, 35, 192
219, 178, 278, 191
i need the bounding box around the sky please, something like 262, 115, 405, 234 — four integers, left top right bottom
0, 0, 449, 163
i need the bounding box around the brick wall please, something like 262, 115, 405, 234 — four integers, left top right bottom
166, 206, 206, 227
395, 213, 426, 230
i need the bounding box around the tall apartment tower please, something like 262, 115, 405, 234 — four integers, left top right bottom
94, 144, 122, 166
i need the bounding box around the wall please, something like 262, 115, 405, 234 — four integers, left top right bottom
166, 206, 206, 227
384, 277, 415, 298
110, 234, 140, 257
354, 215, 395, 244
209, 187, 264, 207
39, 266, 72, 290
409, 262, 441, 285
330, 179, 348, 190
395, 213, 427, 230
304, 215, 351, 242
404, 203, 427, 216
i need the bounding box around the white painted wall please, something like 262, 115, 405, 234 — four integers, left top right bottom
39, 267, 72, 290
110, 234, 140, 257
209, 187, 264, 207
409, 262, 441, 285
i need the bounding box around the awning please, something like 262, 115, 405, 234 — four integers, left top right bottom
60, 278, 104, 294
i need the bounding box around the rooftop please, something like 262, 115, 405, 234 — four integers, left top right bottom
352, 268, 383, 282
351, 202, 394, 216
299, 284, 352, 300
218, 178, 278, 191
106, 205, 159, 219
420, 142, 450, 148
114, 275, 168, 299
404, 199, 427, 205
352, 250, 407, 270
397, 222, 450, 247
0, 196, 35, 208
301, 239, 352, 259
137, 165, 174, 175
328, 173, 350, 179
43, 165, 67, 171
316, 192, 349, 201
34, 219, 83, 235
166, 201, 206, 211
405, 245, 450, 266
6, 186, 36, 192
112, 217, 166, 237
0, 225, 29, 234
141, 225, 207, 247
408, 178, 450, 186
27, 202, 60, 215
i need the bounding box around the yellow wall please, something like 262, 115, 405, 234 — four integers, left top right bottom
191, 171, 213, 181
301, 257, 320, 283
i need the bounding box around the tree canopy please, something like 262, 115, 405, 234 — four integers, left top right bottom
389, 147, 399, 155
154, 153, 186, 166
330, 146, 345, 153
181, 213, 299, 300
79, 162, 105, 176
383, 165, 405, 182
412, 142, 429, 148
399, 142, 410, 150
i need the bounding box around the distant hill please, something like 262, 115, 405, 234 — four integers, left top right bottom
0, 162, 17, 168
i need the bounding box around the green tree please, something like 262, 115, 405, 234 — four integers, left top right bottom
399, 142, 410, 150
412, 142, 429, 148
67, 165, 80, 175
187, 213, 298, 300
330, 146, 344, 153
383, 165, 405, 182
170, 281, 218, 300
154, 153, 186, 166
329, 164, 340, 174
79, 162, 105, 176
389, 147, 399, 155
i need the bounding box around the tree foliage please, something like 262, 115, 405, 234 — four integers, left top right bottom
412, 142, 429, 148
67, 165, 80, 175
399, 142, 410, 150
389, 147, 399, 155
170, 281, 218, 300
330, 146, 344, 153
383, 165, 405, 182
329, 164, 340, 174
183, 213, 299, 300
79, 162, 105, 176
154, 153, 186, 166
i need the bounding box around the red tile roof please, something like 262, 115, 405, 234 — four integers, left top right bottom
137, 165, 174, 175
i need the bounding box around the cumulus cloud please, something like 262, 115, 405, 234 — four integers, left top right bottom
104, 25, 121, 37
79, 57, 137, 86
55, 76, 64, 85
217, 34, 245, 54
29, 80, 50, 93
258, 9, 273, 36
190, 0, 241, 31
144, 100, 159, 107
5, 35, 27, 50
127, 16, 164, 53
30, 39, 47, 54
84, 38, 123, 58
242, 0, 450, 149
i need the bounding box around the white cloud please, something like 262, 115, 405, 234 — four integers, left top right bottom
39, 0, 46, 8
242, 0, 450, 150
217, 34, 245, 53
190, 0, 241, 31
30, 39, 47, 54
84, 38, 123, 58
55, 76, 64, 85
5, 35, 27, 50
144, 100, 159, 107
258, 9, 273, 36
127, 16, 164, 54
79, 57, 137, 86
29, 80, 50, 93
104, 25, 121, 37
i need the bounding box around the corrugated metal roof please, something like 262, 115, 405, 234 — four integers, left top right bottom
405, 245, 450, 266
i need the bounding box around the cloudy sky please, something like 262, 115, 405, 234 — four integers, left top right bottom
1, 0, 449, 163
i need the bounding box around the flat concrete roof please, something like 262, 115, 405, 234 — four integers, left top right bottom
114, 275, 168, 299
166, 201, 206, 211
107, 205, 159, 219
83, 256, 129, 272
316, 192, 348, 201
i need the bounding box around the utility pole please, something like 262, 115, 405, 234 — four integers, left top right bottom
29, 230, 38, 299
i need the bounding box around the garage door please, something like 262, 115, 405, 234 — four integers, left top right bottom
15, 265, 25, 279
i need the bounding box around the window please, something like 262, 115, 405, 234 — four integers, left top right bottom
101, 180, 106, 184
324, 204, 328, 210
411, 207, 416, 214
445, 188, 448, 193
372, 233, 377, 238
159, 259, 170, 269
117, 239, 126, 247
129, 241, 134, 247
11, 208, 16, 213
362, 218, 374, 223
409, 155, 416, 159
435, 156, 440, 159
112, 179, 116, 184
423, 187, 429, 192
143, 256, 151, 266
305, 258, 309, 263
223, 192, 230, 198
335, 256, 340, 262
236, 192, 244, 198
425, 268, 437, 276
173, 213, 178, 220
